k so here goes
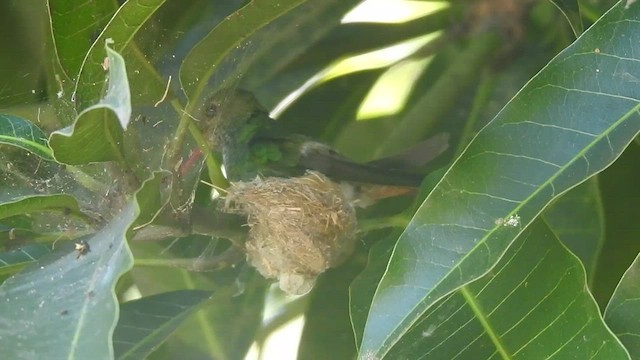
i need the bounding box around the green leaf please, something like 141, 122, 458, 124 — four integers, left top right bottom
179, 0, 308, 103
359, 3, 640, 357
605, 252, 640, 357
114, 290, 212, 360
352, 222, 629, 359
350, 234, 396, 351
379, 220, 628, 359
297, 252, 365, 360
549, 0, 584, 36
241, 0, 363, 92
73, 0, 168, 110
0, 202, 136, 359
85, 39, 132, 129
0, 194, 86, 221
133, 170, 172, 229
47, 0, 118, 82
130, 239, 267, 360
134, 268, 266, 359
544, 177, 604, 287
0, 244, 51, 276
49, 40, 131, 164
253, 7, 452, 108
376, 33, 500, 156
0, 114, 54, 160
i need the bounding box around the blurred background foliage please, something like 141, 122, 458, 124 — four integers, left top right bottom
1, 0, 639, 359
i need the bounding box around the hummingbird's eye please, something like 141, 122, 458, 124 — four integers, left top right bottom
205, 103, 218, 118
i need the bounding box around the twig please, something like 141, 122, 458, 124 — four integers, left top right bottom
154, 75, 171, 107
134, 246, 244, 271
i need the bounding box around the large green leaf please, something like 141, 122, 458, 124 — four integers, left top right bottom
0, 202, 136, 359
351, 221, 629, 359
179, 0, 308, 103
544, 177, 604, 286
49, 40, 131, 164
0, 194, 87, 221
0, 114, 54, 160
73, 0, 167, 110
605, 252, 640, 357
114, 290, 212, 360
359, 2, 640, 357
47, 0, 118, 82
370, 220, 628, 359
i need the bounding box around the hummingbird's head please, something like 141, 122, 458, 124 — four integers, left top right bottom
199, 88, 267, 148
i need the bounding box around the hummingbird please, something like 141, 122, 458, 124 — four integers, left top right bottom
197, 88, 449, 194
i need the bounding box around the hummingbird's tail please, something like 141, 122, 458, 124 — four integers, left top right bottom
299, 150, 425, 186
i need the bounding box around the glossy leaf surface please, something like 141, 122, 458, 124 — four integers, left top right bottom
359, 3, 640, 357
0, 203, 136, 359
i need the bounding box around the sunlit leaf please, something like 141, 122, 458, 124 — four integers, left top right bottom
0, 202, 136, 359
380, 220, 628, 359
114, 290, 211, 360
351, 221, 629, 359
376, 32, 500, 156
605, 252, 640, 358
0, 114, 54, 161
241, 0, 363, 94
359, 3, 640, 357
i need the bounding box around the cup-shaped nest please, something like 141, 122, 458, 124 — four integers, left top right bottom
224, 171, 358, 295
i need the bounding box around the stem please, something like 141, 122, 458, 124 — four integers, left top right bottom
166, 99, 229, 189
188, 122, 229, 188
166, 99, 192, 168
134, 247, 243, 271
190, 207, 247, 245
460, 286, 511, 359
66, 165, 110, 194
358, 215, 409, 232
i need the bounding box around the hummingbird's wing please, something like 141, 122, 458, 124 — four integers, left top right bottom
296, 140, 427, 187
206, 88, 449, 186
250, 132, 444, 187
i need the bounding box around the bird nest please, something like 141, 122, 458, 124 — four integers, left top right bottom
224, 171, 358, 295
